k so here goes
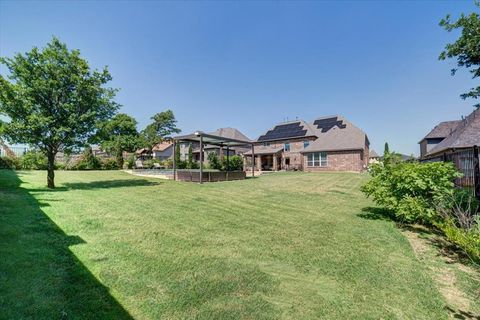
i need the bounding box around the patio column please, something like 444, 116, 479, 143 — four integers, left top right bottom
273, 154, 277, 171
226, 146, 230, 171
173, 139, 176, 180
199, 135, 203, 184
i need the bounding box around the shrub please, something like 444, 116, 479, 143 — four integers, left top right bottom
20, 150, 48, 170
124, 154, 135, 169
101, 158, 119, 170
0, 156, 20, 169
439, 220, 480, 262
362, 161, 461, 223
71, 147, 102, 170
221, 155, 243, 171
207, 152, 221, 170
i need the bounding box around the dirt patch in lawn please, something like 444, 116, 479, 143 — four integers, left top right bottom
403, 226, 480, 319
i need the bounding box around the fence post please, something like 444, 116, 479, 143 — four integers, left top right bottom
473, 145, 480, 200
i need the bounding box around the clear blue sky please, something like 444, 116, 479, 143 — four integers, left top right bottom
0, 1, 478, 155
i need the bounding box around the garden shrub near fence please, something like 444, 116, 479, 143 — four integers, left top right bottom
362, 160, 480, 262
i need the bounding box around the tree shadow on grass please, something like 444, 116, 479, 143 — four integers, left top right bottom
28, 178, 161, 193
357, 206, 397, 221
0, 170, 132, 319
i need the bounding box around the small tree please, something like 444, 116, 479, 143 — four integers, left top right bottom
207, 152, 221, 170
175, 143, 181, 165
96, 113, 140, 168
440, 6, 480, 108
142, 110, 181, 148
187, 144, 193, 169
0, 38, 118, 187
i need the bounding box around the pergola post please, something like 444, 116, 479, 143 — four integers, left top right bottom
199, 135, 203, 184
251, 144, 255, 177
173, 139, 176, 180
226, 146, 230, 171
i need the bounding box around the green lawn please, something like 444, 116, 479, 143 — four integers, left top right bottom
0, 170, 449, 319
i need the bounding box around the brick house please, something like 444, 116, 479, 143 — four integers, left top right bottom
244, 115, 370, 172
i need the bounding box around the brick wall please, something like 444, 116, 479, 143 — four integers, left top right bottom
303, 150, 365, 172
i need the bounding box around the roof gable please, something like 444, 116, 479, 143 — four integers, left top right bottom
428, 109, 480, 155
208, 127, 251, 142
421, 120, 461, 141
302, 115, 368, 153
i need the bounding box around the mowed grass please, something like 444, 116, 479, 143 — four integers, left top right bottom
0, 170, 448, 319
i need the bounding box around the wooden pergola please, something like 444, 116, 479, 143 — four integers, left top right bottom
173, 131, 255, 183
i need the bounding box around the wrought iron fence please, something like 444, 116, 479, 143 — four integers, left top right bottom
423, 146, 480, 199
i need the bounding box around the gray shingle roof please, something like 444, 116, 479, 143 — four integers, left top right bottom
209, 128, 251, 142
254, 120, 317, 142
422, 120, 461, 140
428, 109, 480, 155
369, 149, 379, 158
244, 145, 284, 155
301, 116, 368, 153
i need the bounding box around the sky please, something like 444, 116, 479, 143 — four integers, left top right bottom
0, 0, 478, 156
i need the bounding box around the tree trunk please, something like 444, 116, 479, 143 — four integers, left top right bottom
47, 151, 56, 189
116, 150, 124, 169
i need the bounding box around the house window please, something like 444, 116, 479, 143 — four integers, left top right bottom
307, 152, 327, 167
303, 141, 310, 148
263, 142, 270, 147
284, 143, 290, 152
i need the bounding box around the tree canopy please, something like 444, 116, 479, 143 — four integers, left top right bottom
142, 110, 181, 148
96, 113, 140, 168
440, 6, 480, 108
0, 37, 119, 187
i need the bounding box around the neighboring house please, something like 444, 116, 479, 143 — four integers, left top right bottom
135, 148, 152, 161
152, 142, 173, 160
418, 120, 461, 158
244, 115, 370, 172
369, 149, 380, 164
420, 108, 480, 159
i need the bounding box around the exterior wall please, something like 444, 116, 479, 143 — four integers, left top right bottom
303, 150, 364, 172
420, 138, 444, 158
153, 146, 173, 160
254, 137, 316, 170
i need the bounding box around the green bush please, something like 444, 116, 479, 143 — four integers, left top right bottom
221, 155, 243, 171
0, 156, 20, 169
124, 154, 135, 169
439, 220, 480, 262
71, 147, 102, 170
20, 150, 48, 170
362, 161, 461, 223
207, 152, 221, 170
101, 158, 119, 170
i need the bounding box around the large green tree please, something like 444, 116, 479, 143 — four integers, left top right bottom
142, 110, 181, 148
0, 37, 119, 188
96, 113, 140, 168
440, 6, 480, 108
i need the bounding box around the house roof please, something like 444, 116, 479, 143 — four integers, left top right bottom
256, 120, 317, 142
369, 149, 379, 158
244, 145, 284, 156
301, 116, 369, 153
427, 109, 480, 155
420, 120, 461, 142
152, 142, 173, 152
135, 148, 151, 155
208, 128, 251, 142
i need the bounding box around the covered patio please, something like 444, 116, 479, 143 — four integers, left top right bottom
173, 131, 255, 183
243, 145, 283, 172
